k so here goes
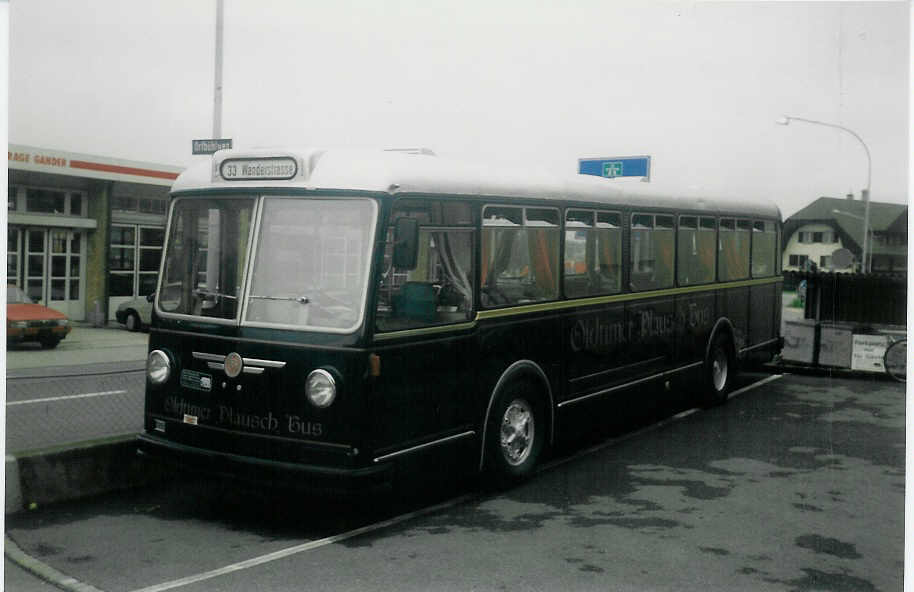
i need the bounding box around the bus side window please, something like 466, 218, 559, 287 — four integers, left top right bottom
564, 209, 621, 298
376, 200, 475, 332
482, 206, 559, 307
719, 218, 751, 281
751, 220, 777, 277
630, 213, 674, 291
677, 216, 716, 286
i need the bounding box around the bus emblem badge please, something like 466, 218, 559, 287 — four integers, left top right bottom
224, 352, 243, 378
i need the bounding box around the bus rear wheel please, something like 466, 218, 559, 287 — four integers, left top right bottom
485, 382, 545, 488
702, 335, 734, 407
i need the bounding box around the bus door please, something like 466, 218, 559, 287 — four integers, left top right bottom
371, 204, 478, 458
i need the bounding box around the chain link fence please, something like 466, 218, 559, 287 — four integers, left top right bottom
6, 369, 145, 453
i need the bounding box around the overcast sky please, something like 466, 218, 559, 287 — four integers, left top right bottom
8, 1, 910, 217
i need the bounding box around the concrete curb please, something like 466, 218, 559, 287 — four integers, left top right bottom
763, 361, 898, 380
5, 435, 169, 515
5, 535, 107, 592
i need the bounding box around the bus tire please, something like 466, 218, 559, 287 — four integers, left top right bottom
484, 381, 545, 488
703, 334, 734, 407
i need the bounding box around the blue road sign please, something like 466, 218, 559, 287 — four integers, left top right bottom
579, 155, 651, 180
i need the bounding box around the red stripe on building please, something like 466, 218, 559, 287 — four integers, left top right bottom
69, 160, 179, 180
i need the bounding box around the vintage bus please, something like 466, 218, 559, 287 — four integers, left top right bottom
138, 147, 782, 491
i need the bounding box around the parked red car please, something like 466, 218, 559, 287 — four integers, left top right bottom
7, 284, 71, 348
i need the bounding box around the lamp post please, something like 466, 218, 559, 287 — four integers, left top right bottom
832, 208, 872, 272
776, 115, 872, 272
213, 0, 224, 139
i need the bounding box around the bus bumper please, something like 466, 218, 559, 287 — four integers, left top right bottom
136, 433, 393, 495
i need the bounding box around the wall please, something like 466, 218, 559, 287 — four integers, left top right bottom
782, 223, 853, 272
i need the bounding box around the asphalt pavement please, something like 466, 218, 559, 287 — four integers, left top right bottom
4, 372, 904, 592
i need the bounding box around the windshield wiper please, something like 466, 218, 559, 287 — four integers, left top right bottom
194, 289, 238, 300
248, 294, 310, 304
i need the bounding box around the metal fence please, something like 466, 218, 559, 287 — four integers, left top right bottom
798, 272, 907, 326
6, 368, 145, 453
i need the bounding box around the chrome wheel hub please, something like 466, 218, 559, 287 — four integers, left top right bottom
712, 349, 728, 391
500, 399, 534, 466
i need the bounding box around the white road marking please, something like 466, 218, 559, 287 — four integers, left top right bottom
129, 493, 475, 592
6, 390, 128, 406
730, 373, 782, 397
129, 374, 784, 592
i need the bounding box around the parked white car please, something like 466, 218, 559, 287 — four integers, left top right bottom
115, 296, 152, 332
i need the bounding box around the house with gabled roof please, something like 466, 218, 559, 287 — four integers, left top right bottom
782, 196, 907, 273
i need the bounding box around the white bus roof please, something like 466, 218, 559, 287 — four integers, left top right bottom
172, 147, 781, 220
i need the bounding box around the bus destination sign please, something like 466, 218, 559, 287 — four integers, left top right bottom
220, 157, 298, 181
192, 138, 233, 155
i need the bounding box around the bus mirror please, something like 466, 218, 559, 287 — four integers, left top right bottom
146, 292, 156, 303
393, 217, 419, 270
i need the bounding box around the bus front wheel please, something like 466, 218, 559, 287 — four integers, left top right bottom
703, 335, 734, 407
485, 382, 545, 488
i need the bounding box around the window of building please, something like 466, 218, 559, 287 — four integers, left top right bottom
819, 255, 832, 269
22, 188, 85, 216
376, 199, 475, 331
113, 195, 167, 216
563, 209, 622, 298
482, 205, 559, 307
630, 213, 675, 291
26, 189, 66, 214
109, 224, 164, 297
677, 216, 716, 286
751, 221, 777, 277
812, 231, 823, 243
719, 218, 750, 280
8, 186, 17, 211
788, 254, 809, 267
7, 227, 19, 285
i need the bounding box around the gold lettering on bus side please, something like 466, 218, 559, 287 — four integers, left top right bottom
570, 317, 628, 352
164, 396, 212, 421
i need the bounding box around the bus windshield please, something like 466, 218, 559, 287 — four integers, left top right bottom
244, 197, 376, 331
159, 195, 376, 331
159, 197, 256, 319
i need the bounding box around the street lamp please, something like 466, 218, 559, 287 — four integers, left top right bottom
832, 208, 872, 272
776, 115, 872, 272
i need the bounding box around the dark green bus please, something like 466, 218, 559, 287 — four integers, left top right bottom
138, 148, 782, 491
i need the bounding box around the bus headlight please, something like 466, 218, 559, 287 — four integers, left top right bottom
147, 350, 172, 385
306, 369, 337, 408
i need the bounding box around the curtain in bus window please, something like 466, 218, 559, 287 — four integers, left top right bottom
720, 231, 750, 280
698, 231, 716, 281
527, 228, 558, 300
631, 227, 654, 291
677, 228, 698, 285
432, 230, 473, 310
596, 228, 621, 293
654, 229, 674, 288
481, 229, 491, 286
751, 227, 776, 277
